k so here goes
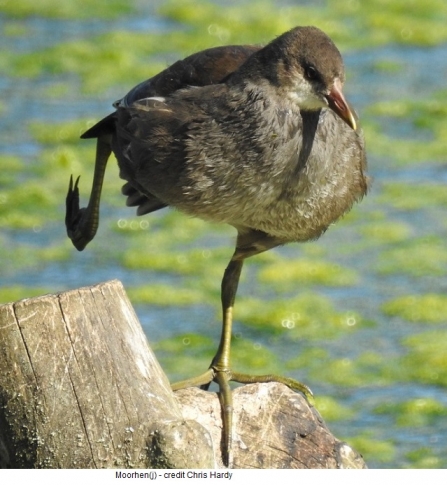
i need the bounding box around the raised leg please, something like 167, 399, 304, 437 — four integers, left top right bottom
66, 133, 112, 251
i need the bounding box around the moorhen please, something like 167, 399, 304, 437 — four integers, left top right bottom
66, 26, 368, 466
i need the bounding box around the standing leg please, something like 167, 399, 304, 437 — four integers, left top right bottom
172, 229, 312, 466
206, 257, 243, 466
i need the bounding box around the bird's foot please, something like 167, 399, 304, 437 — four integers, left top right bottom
230, 371, 313, 400
171, 368, 215, 391
171, 367, 312, 467
65, 175, 97, 251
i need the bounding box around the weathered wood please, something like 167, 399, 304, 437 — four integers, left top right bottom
0, 280, 213, 469
0, 280, 366, 469
176, 384, 366, 469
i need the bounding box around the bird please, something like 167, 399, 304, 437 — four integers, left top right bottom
66, 26, 368, 466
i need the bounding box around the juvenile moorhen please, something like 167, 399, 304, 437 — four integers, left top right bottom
66, 26, 368, 466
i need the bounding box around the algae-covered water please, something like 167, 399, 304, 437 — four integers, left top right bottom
1, 0, 447, 469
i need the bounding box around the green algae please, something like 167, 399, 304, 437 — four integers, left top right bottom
358, 220, 412, 245
160, 0, 321, 46
307, 352, 397, 387
113, 217, 152, 234
231, 336, 284, 376
236, 293, 365, 340
0, 181, 59, 228
374, 398, 447, 427
367, 92, 447, 131
401, 330, 447, 387
7, 33, 165, 94
38, 144, 95, 173
258, 258, 358, 287
0, 0, 134, 20
122, 245, 231, 279
110, 223, 181, 261
353, 0, 447, 47
2, 20, 29, 36
2, 242, 72, 277
0, 154, 23, 186
154, 332, 213, 355
363, 122, 447, 165
285, 347, 329, 373
379, 182, 447, 210
372, 59, 405, 74
364, 91, 447, 165
127, 284, 205, 306
154, 333, 215, 380
28, 119, 91, 145
382, 294, 447, 323
0, 285, 53, 304
153, 210, 231, 243
377, 237, 447, 277
345, 433, 395, 464
314, 395, 351, 422
113, 210, 235, 267
332, 0, 447, 46
39, 82, 72, 99
405, 447, 446, 468
161, 0, 447, 49
286, 348, 400, 388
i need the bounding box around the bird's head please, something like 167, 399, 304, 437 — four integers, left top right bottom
253, 26, 358, 130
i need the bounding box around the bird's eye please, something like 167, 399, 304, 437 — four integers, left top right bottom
305, 65, 318, 81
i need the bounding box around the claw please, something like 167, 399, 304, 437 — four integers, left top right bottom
66, 175, 80, 226
65, 175, 94, 251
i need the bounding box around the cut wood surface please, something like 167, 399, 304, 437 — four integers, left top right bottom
0, 280, 366, 469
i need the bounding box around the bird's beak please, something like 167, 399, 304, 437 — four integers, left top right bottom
325, 78, 357, 131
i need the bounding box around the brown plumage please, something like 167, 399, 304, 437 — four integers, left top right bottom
66, 26, 368, 466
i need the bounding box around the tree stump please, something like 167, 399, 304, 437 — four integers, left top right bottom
0, 280, 366, 469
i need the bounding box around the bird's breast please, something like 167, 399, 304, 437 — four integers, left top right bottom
174, 108, 367, 242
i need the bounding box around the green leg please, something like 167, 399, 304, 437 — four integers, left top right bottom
212, 258, 243, 373
171, 258, 242, 466
209, 258, 243, 466
172, 234, 312, 467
